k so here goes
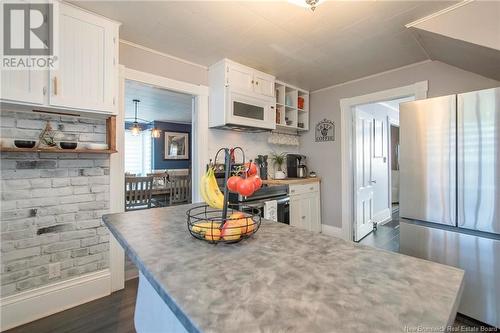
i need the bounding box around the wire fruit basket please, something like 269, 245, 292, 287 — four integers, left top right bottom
186, 147, 262, 244
187, 204, 261, 244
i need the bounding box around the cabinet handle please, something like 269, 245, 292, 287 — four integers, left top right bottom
290, 189, 295, 193
255, 81, 259, 85
53, 77, 58, 95
309, 187, 314, 190
42, 87, 47, 96
301, 216, 306, 219
251, 80, 254, 84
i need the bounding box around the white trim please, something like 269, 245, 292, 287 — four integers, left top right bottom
109, 67, 210, 290
0, 269, 111, 331
119, 40, 208, 71
387, 116, 400, 213
339, 82, 428, 242
405, 0, 474, 28
312, 60, 432, 94
321, 224, 344, 239
63, 1, 122, 26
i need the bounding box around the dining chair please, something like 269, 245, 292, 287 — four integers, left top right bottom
169, 175, 191, 205
125, 176, 154, 211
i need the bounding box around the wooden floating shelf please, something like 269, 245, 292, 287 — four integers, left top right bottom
0, 147, 117, 154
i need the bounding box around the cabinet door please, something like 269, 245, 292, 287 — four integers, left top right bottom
290, 196, 303, 229
253, 72, 274, 97
49, 3, 117, 113
290, 192, 321, 232
1, 70, 45, 105
227, 63, 254, 94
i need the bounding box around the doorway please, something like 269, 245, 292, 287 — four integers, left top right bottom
352, 96, 412, 242
109, 67, 209, 291
339, 81, 428, 243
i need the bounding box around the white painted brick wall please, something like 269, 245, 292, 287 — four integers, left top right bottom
0, 111, 110, 296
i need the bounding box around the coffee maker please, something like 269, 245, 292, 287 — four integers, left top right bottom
286, 154, 308, 178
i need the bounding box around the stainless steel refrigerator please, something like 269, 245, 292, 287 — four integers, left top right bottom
399, 87, 500, 327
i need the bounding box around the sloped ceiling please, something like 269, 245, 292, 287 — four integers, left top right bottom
411, 28, 500, 81
72, 1, 455, 90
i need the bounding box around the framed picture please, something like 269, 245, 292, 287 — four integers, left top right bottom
164, 132, 189, 160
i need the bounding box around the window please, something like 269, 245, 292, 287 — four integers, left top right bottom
124, 130, 152, 176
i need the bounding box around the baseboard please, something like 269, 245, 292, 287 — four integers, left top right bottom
321, 224, 344, 239
0, 269, 111, 331
373, 208, 392, 225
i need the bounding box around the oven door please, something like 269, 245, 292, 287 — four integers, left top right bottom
227, 92, 275, 130
240, 196, 289, 225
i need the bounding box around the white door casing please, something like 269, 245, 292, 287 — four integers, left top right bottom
354, 109, 375, 241
339, 81, 428, 241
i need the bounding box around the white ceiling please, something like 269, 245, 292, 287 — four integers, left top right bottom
73, 1, 455, 90
125, 80, 193, 123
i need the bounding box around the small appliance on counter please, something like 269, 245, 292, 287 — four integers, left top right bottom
255, 155, 268, 180
286, 154, 308, 178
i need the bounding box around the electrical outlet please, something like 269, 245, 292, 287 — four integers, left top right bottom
48, 262, 61, 279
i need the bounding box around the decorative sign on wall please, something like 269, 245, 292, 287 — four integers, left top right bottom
315, 119, 335, 142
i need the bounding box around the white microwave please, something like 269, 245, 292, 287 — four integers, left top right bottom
209, 90, 275, 131
224, 92, 275, 130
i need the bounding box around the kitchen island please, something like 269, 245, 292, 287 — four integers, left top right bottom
103, 204, 464, 333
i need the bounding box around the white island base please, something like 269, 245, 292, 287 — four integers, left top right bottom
135, 272, 188, 333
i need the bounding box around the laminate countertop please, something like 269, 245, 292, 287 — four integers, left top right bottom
103, 204, 464, 333
262, 177, 320, 185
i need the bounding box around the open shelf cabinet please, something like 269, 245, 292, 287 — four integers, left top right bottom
274, 81, 309, 132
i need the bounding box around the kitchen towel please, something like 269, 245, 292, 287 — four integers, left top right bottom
264, 200, 278, 222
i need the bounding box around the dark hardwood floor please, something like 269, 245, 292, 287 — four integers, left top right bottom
358, 209, 401, 252
6, 279, 138, 333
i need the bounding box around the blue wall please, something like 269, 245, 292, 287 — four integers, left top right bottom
151, 121, 191, 170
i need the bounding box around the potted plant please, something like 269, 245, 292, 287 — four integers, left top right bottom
270, 152, 287, 179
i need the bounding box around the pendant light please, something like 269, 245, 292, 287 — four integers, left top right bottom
130, 99, 141, 136
151, 126, 161, 138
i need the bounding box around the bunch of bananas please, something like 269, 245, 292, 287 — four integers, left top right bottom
200, 167, 225, 209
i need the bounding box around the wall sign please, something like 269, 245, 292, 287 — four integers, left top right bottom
315, 119, 335, 142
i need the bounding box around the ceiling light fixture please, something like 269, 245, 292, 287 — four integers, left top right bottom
289, 0, 324, 11
305, 0, 321, 11
130, 99, 141, 136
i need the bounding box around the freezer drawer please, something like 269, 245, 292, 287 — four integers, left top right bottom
399, 95, 457, 226
458, 87, 500, 235
400, 220, 500, 327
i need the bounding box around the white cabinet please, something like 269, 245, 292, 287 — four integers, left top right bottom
289, 182, 321, 233
49, 3, 118, 113
222, 59, 275, 99
253, 72, 275, 97
209, 59, 276, 130
0, 2, 119, 115
1, 70, 45, 105
227, 63, 254, 94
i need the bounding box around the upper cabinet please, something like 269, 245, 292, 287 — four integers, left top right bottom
49, 3, 118, 113
0, 2, 119, 115
1, 70, 45, 105
209, 59, 276, 130
224, 60, 275, 99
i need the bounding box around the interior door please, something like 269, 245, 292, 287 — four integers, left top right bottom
354, 110, 375, 241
